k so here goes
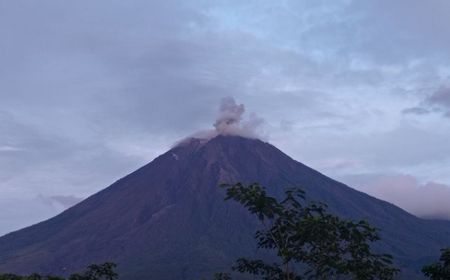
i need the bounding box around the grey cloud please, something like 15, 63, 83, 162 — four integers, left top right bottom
402, 107, 430, 115
404, 87, 450, 117
426, 87, 450, 117
228, 0, 450, 65
344, 1, 450, 64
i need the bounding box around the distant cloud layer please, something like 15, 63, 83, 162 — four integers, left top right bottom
344, 174, 450, 219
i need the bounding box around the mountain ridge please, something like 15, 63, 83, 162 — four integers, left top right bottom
1, 135, 449, 279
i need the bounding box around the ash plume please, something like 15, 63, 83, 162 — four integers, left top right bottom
213, 97, 263, 138
179, 97, 264, 145
213, 97, 245, 133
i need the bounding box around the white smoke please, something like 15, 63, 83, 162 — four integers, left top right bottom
212, 97, 264, 138
213, 97, 245, 134
176, 97, 265, 146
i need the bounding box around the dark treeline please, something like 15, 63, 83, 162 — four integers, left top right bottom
0, 263, 117, 280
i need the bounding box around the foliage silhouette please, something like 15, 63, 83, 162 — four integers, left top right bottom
0, 263, 117, 280
216, 183, 399, 280
422, 248, 450, 279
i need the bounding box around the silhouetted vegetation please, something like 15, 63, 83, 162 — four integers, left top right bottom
0, 263, 117, 280
422, 248, 450, 279
216, 183, 399, 280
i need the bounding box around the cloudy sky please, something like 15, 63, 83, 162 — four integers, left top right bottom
1, 0, 450, 235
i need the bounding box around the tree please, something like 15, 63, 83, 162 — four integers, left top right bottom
212, 273, 232, 280
0, 275, 64, 280
0, 263, 117, 280
219, 183, 398, 280
0, 274, 23, 280
422, 248, 450, 280
69, 263, 118, 280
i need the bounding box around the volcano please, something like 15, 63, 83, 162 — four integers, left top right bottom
1, 135, 449, 279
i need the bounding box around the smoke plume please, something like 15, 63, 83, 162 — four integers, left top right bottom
213, 97, 245, 133
213, 97, 263, 138
180, 97, 264, 144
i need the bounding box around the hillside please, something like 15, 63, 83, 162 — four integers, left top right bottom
1, 135, 449, 279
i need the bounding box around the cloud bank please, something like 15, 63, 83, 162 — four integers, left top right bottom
346, 174, 450, 220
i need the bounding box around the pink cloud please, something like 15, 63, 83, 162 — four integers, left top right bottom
354, 174, 450, 219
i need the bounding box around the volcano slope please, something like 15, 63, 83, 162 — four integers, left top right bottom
0, 135, 449, 279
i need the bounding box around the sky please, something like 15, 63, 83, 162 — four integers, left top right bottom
1, 0, 450, 235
